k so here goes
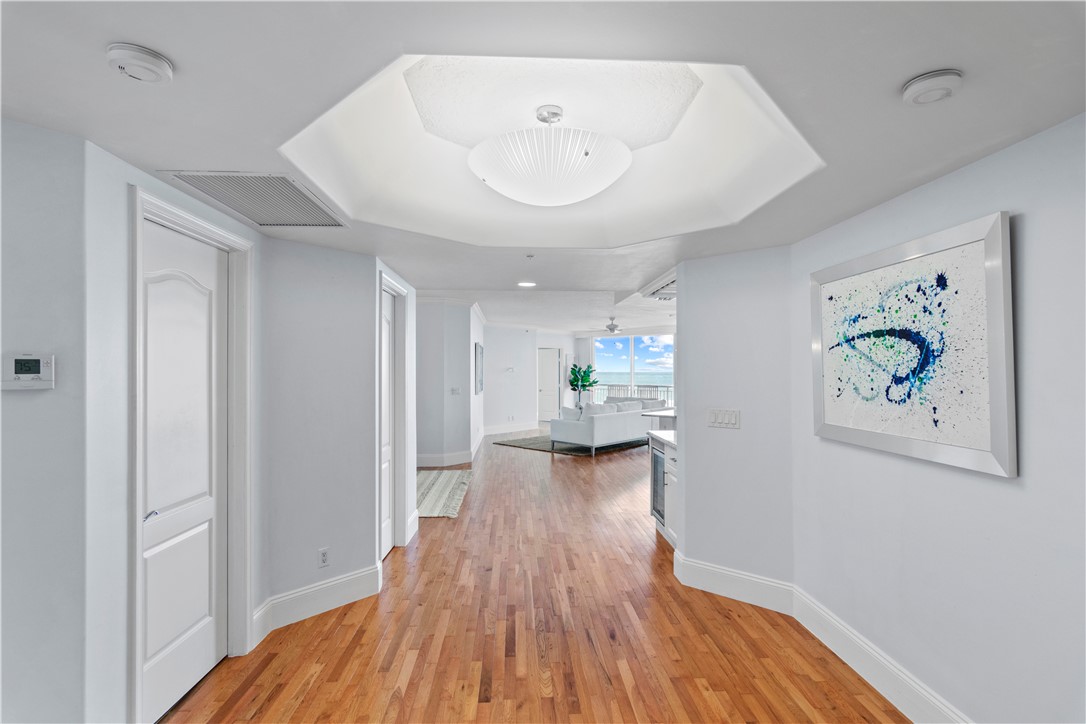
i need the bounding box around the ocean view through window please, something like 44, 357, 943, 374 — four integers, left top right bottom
592, 335, 674, 404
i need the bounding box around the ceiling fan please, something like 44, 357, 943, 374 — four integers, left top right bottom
605, 317, 621, 334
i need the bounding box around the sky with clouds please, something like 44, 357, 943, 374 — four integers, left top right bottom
593, 335, 674, 375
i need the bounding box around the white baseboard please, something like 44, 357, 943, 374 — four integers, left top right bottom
673, 552, 968, 723
471, 434, 483, 459
792, 587, 969, 723
483, 422, 540, 436
673, 551, 793, 615
417, 450, 472, 467
252, 564, 381, 646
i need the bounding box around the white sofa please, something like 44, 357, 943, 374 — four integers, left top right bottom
549, 398, 671, 455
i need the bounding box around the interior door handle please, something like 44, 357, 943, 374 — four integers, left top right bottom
143, 510, 159, 523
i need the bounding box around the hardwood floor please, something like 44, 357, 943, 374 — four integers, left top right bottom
165, 432, 907, 723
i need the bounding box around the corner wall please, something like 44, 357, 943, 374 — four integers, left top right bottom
678, 115, 1085, 721
787, 115, 1085, 722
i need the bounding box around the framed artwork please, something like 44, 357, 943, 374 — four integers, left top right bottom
811, 212, 1016, 476
475, 342, 484, 394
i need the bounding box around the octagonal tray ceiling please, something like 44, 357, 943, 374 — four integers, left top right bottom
280, 55, 824, 249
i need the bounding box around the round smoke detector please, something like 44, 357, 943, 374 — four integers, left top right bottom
902, 69, 962, 106
106, 43, 174, 84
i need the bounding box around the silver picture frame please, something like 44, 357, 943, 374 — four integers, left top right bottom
811, 212, 1017, 477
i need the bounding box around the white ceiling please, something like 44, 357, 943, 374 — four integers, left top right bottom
280, 56, 824, 248
2, 2, 1083, 332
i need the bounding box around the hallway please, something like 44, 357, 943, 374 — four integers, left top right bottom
165, 434, 906, 722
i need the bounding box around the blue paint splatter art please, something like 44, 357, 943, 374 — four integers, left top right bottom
820, 239, 991, 450
828, 275, 949, 425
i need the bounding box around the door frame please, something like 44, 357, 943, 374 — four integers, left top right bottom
127, 187, 254, 720
379, 272, 410, 549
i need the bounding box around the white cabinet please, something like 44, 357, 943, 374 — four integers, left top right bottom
649, 431, 680, 548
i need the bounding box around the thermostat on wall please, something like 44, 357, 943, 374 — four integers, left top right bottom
2, 353, 55, 390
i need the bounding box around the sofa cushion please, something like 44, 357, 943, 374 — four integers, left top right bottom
642, 399, 667, 409
616, 400, 643, 412
582, 402, 618, 417
604, 396, 639, 403
559, 406, 582, 420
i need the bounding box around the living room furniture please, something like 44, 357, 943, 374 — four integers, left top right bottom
549, 398, 670, 455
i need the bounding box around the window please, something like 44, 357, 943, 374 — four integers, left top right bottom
592, 335, 674, 404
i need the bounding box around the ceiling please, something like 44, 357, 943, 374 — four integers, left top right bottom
2, 2, 1083, 333
279, 55, 824, 248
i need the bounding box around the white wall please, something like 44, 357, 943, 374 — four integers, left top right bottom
676, 247, 793, 581
2, 120, 418, 721
256, 238, 379, 595
787, 115, 1084, 722
469, 306, 485, 453
1, 121, 268, 722
679, 115, 1085, 721
416, 300, 475, 465
416, 302, 448, 461
1, 120, 88, 723
483, 325, 539, 434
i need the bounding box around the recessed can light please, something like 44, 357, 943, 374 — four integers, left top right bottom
902, 69, 962, 106
517, 281, 537, 287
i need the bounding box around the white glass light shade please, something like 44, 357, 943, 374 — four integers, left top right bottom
468, 126, 632, 207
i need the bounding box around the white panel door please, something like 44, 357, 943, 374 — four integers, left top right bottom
379, 290, 395, 560
537, 348, 561, 421
140, 221, 228, 722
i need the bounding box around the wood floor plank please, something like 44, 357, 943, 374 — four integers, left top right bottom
164, 430, 908, 723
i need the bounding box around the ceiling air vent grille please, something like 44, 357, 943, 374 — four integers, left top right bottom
171, 172, 344, 227
649, 279, 677, 300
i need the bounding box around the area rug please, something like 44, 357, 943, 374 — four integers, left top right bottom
416, 469, 472, 518
493, 435, 648, 457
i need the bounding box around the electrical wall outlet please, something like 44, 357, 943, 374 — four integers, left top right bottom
318, 547, 329, 568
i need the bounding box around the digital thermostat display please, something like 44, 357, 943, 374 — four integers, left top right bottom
2, 352, 54, 390
14, 359, 40, 375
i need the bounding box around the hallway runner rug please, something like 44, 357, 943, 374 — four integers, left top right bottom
493, 435, 648, 456
416, 469, 472, 518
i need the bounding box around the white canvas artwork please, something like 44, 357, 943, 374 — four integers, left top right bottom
820, 240, 991, 450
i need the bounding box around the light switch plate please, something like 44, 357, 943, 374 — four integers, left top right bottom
708, 408, 740, 428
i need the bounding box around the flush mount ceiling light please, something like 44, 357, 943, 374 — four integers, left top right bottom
902, 69, 963, 105
279, 55, 825, 249
106, 43, 174, 84
517, 281, 537, 287
468, 105, 632, 206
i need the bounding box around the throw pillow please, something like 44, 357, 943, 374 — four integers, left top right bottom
560, 406, 582, 420
581, 403, 606, 417
642, 399, 667, 409
616, 401, 643, 412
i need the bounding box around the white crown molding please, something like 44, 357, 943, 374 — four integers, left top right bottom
470, 302, 487, 325
673, 552, 970, 723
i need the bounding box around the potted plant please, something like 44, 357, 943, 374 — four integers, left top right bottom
568, 363, 599, 410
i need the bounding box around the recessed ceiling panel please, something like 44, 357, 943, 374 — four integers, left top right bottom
403, 56, 703, 150
279, 54, 825, 249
